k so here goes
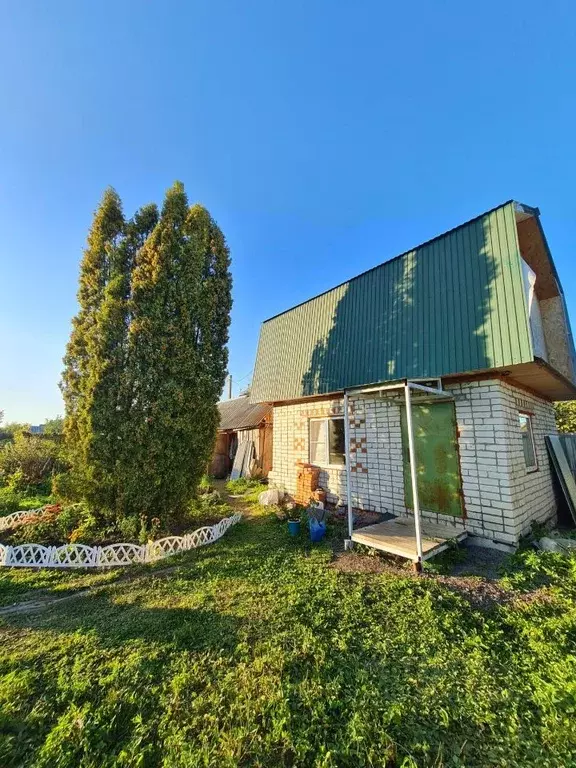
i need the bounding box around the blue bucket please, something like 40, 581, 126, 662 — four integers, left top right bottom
288, 519, 301, 537
309, 517, 326, 543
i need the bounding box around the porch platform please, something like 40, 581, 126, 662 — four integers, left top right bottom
351, 516, 467, 562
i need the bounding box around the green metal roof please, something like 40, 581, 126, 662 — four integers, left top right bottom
251, 201, 534, 403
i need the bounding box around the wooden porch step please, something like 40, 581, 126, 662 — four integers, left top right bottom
351, 516, 467, 562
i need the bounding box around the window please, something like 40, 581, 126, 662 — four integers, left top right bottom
309, 417, 345, 466
518, 412, 537, 472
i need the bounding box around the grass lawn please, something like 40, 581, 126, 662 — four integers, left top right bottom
1, 494, 576, 767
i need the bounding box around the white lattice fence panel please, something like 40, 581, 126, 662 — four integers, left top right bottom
146, 536, 187, 562
0, 507, 46, 532
0, 513, 241, 569
98, 543, 146, 567
51, 544, 100, 568
6, 544, 52, 567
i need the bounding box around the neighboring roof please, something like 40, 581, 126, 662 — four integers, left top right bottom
251, 201, 538, 403
217, 396, 272, 431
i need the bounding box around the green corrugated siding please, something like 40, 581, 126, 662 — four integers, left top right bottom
251, 202, 533, 402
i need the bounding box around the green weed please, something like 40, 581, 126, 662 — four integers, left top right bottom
1, 507, 576, 766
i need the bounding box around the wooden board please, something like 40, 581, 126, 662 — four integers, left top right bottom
559, 434, 576, 479
546, 436, 576, 525
259, 421, 273, 477
230, 440, 250, 480
351, 516, 467, 562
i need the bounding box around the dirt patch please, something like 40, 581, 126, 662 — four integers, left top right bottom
0, 590, 92, 616
331, 549, 551, 609
430, 574, 513, 608
331, 551, 408, 575
0, 564, 183, 617
332, 507, 389, 527
451, 545, 509, 580
432, 574, 556, 609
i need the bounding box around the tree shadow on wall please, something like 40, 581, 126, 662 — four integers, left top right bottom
300, 216, 502, 520
301, 216, 497, 395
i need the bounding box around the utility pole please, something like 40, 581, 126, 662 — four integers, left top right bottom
227, 374, 232, 399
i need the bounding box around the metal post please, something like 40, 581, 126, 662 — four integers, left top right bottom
343, 391, 354, 542
404, 383, 424, 569
227, 375, 232, 399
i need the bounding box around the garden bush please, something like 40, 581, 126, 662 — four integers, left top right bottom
3, 503, 99, 546
0, 433, 62, 488
188, 489, 232, 524
0, 487, 22, 516
0, 487, 55, 517
51, 470, 84, 502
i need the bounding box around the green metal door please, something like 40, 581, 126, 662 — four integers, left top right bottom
400, 402, 464, 517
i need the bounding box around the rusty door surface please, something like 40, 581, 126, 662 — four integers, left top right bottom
400, 402, 464, 517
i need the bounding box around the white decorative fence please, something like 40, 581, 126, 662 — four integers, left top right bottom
0, 507, 48, 532
0, 513, 242, 569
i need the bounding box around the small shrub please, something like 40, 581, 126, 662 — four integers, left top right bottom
5, 469, 25, 493
203, 489, 222, 506
500, 547, 576, 592
225, 478, 250, 494
4, 502, 108, 546
52, 471, 83, 502
8, 507, 62, 545
0, 433, 61, 487
138, 515, 149, 544
198, 475, 214, 494
188, 492, 231, 524
132, 515, 164, 544
116, 515, 140, 541
60, 503, 98, 543
0, 487, 22, 516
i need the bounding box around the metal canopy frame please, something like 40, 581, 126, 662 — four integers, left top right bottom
343, 379, 452, 572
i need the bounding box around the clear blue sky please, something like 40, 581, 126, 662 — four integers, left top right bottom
1, 1, 575, 423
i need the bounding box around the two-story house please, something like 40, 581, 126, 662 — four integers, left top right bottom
250, 201, 576, 561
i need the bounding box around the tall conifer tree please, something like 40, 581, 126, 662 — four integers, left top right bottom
120, 182, 232, 521
60, 188, 124, 498
88, 204, 159, 510
61, 183, 232, 524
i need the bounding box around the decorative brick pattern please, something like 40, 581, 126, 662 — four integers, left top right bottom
269, 399, 347, 505
269, 380, 558, 544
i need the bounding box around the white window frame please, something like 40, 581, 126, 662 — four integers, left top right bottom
308, 416, 346, 468
518, 411, 538, 473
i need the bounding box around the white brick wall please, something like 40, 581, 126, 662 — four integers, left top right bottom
269, 398, 347, 505
269, 379, 558, 545
500, 381, 557, 537
446, 379, 557, 543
